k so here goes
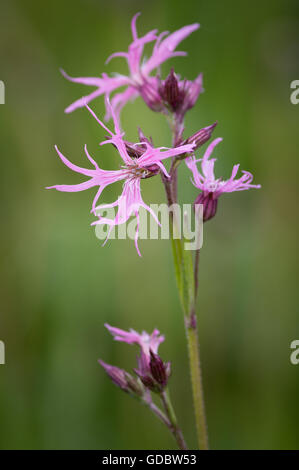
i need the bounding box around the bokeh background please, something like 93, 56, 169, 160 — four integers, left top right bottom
0, 0, 298, 450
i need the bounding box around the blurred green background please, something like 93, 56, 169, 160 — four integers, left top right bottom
0, 0, 298, 450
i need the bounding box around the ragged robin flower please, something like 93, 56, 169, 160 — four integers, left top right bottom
186, 137, 261, 221
104, 324, 171, 392
61, 13, 199, 119
47, 99, 195, 255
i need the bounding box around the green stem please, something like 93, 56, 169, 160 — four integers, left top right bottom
194, 249, 201, 300
168, 212, 208, 449
163, 111, 209, 450
144, 387, 187, 449
160, 390, 188, 450
185, 314, 209, 449
146, 400, 171, 429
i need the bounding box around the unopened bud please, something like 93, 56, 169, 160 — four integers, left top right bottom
99, 360, 130, 392
149, 350, 169, 389
161, 71, 203, 120
162, 68, 182, 111
186, 122, 217, 150
194, 193, 218, 222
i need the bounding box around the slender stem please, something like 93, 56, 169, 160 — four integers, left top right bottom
163, 184, 209, 449
163, 115, 209, 450
190, 249, 208, 448
146, 400, 171, 428
160, 390, 188, 450
185, 313, 209, 449
145, 395, 187, 450
194, 249, 201, 300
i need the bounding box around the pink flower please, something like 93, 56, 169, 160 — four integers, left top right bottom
47, 99, 195, 255
61, 13, 199, 118
105, 323, 164, 357
186, 138, 261, 221
104, 323, 170, 391
101, 324, 170, 393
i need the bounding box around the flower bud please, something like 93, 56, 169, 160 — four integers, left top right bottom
99, 360, 130, 392
149, 350, 169, 388
99, 360, 147, 397
160, 70, 203, 120
185, 122, 217, 150
194, 192, 218, 222
134, 350, 170, 393
162, 68, 183, 112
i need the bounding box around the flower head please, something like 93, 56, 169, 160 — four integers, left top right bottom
47, 99, 194, 255
104, 324, 170, 392
186, 138, 261, 221
61, 13, 199, 119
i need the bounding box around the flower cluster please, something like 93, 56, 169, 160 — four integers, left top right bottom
48, 13, 260, 253
48, 13, 262, 450
61, 13, 199, 119
99, 324, 171, 395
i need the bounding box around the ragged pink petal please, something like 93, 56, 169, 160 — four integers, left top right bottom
186, 138, 261, 210
92, 178, 161, 256
108, 86, 139, 120
143, 23, 200, 75
62, 70, 131, 114
105, 324, 165, 358
47, 145, 127, 204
